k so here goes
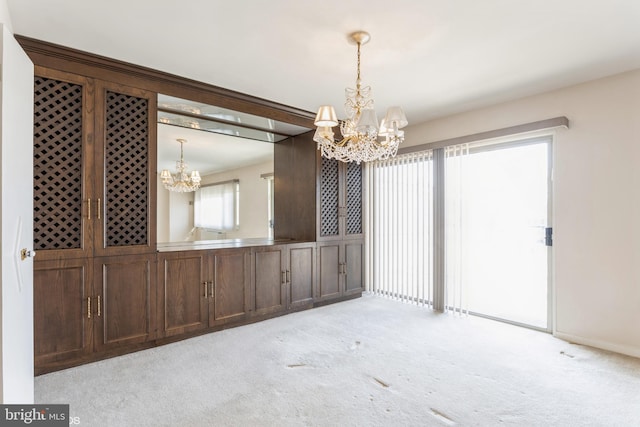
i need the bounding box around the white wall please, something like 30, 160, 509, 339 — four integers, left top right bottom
169, 191, 193, 241
201, 160, 273, 240
404, 69, 640, 357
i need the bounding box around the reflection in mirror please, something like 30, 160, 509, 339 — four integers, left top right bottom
156, 94, 311, 245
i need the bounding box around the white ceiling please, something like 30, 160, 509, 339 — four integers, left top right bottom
7, 0, 640, 125
7, 0, 640, 133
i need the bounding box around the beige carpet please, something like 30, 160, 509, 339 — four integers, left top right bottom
35, 295, 640, 426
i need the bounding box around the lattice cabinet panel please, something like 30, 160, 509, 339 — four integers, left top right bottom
33, 76, 84, 251
320, 156, 340, 237
345, 162, 363, 236
104, 91, 149, 247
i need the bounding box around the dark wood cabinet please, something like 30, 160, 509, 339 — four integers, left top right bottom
273, 131, 317, 242
158, 251, 208, 338
33, 66, 157, 373
93, 81, 157, 257
34, 258, 93, 370
343, 240, 365, 296
33, 67, 156, 262
253, 245, 288, 316
316, 155, 365, 302
317, 241, 342, 301
317, 239, 364, 301
288, 243, 316, 309
94, 255, 156, 351
252, 243, 316, 314
209, 248, 251, 326
317, 156, 364, 241
158, 248, 251, 336
27, 40, 365, 374
33, 254, 155, 374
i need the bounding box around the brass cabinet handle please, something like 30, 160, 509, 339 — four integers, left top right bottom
209, 281, 214, 299
97, 198, 101, 220
203, 281, 208, 298
87, 198, 91, 220
97, 295, 101, 317
87, 296, 91, 319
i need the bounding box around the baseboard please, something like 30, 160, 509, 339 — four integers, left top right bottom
553, 331, 640, 359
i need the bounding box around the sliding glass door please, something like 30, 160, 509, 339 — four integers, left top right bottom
366, 136, 552, 331
445, 138, 551, 329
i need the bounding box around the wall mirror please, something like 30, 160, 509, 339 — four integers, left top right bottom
156, 94, 311, 245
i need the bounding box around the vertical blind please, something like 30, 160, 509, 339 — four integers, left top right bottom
366, 130, 556, 318
444, 143, 470, 315
365, 150, 434, 307
365, 144, 470, 315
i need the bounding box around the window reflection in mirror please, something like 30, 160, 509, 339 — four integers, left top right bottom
156, 94, 310, 244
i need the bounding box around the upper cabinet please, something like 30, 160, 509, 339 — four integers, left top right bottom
33, 67, 156, 261
94, 81, 156, 256
33, 68, 93, 260
317, 156, 364, 241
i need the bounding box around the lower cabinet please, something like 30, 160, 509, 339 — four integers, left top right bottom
34, 241, 356, 373
210, 248, 251, 326
33, 254, 156, 373
251, 243, 316, 315
157, 250, 208, 337
34, 258, 93, 369
94, 255, 157, 351
252, 245, 288, 316
288, 243, 316, 309
317, 239, 364, 301
158, 247, 251, 338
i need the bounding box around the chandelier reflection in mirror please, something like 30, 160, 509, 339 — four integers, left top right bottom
313, 31, 408, 164
160, 138, 202, 192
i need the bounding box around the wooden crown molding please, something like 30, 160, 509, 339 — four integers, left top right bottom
16, 35, 315, 129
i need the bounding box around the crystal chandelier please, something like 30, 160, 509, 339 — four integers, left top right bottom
313, 31, 408, 164
160, 138, 202, 192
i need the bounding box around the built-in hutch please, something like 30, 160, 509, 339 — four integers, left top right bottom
20, 36, 364, 374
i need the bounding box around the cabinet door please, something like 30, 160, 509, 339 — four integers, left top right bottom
210, 249, 251, 326
289, 243, 315, 309
32, 68, 95, 261
317, 241, 341, 300
94, 255, 156, 351
158, 251, 208, 337
318, 157, 364, 241
318, 156, 341, 240
94, 81, 157, 257
344, 161, 364, 239
253, 246, 287, 316
33, 259, 93, 373
344, 240, 364, 295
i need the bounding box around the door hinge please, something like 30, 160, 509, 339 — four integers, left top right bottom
545, 227, 553, 247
